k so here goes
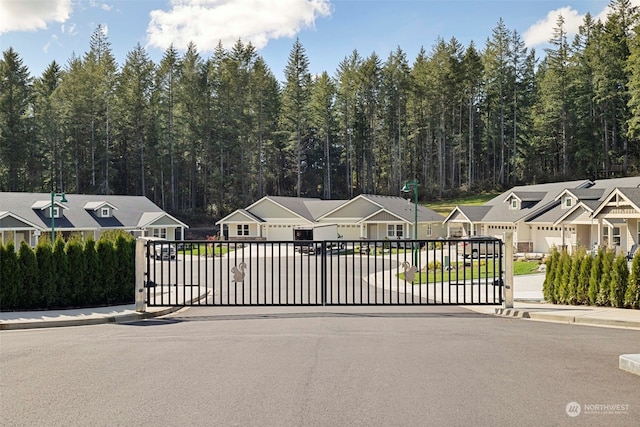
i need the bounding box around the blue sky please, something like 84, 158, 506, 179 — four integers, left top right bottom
0, 0, 625, 82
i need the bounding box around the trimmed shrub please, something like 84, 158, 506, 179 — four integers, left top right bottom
84, 238, 101, 305
65, 238, 86, 307
18, 241, 39, 309
609, 254, 628, 308
596, 249, 615, 306
52, 238, 69, 308
566, 249, 583, 305
588, 248, 603, 305
627, 251, 640, 309
543, 247, 560, 303
114, 234, 135, 303
576, 254, 592, 305
1, 243, 19, 309
96, 238, 116, 304
557, 250, 572, 304
35, 239, 55, 308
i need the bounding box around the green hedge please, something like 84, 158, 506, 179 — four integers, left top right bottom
0, 231, 136, 311
544, 246, 640, 309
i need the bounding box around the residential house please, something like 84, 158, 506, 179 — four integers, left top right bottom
0, 192, 188, 247
216, 194, 446, 241
443, 177, 640, 255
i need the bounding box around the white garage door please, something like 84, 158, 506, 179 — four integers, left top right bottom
267, 225, 294, 241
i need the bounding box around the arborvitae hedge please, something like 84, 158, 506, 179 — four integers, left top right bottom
0, 231, 136, 311
546, 247, 639, 309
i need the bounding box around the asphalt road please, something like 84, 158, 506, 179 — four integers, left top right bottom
1, 305, 639, 427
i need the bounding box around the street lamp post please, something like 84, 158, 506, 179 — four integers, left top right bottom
401, 179, 419, 265
50, 191, 67, 243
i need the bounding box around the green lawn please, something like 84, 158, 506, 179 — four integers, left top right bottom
399, 260, 541, 284
425, 192, 501, 216
178, 243, 230, 257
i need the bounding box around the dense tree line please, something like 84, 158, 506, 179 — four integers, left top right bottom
3, 1, 640, 220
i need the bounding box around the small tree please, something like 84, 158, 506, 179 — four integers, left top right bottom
84, 238, 101, 305
65, 238, 86, 307
96, 238, 116, 304
566, 249, 583, 305
576, 253, 592, 305
588, 248, 603, 305
609, 254, 628, 308
596, 249, 614, 306
18, 240, 38, 309
52, 237, 69, 307
35, 238, 55, 308
1, 243, 20, 310
557, 250, 572, 304
543, 247, 560, 303
626, 251, 640, 309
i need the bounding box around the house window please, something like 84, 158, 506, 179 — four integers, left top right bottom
613, 227, 621, 246
387, 224, 403, 238
427, 224, 433, 237
52, 207, 60, 218
565, 197, 572, 208
510, 199, 518, 210
237, 224, 249, 236
602, 227, 609, 246
153, 228, 167, 239
101, 207, 110, 217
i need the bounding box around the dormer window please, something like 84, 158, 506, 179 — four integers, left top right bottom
101, 207, 110, 217
510, 199, 518, 210
565, 197, 573, 208
52, 207, 61, 218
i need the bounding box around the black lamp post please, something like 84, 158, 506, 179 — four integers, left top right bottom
401, 179, 419, 265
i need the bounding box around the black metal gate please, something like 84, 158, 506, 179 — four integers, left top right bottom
145, 238, 504, 306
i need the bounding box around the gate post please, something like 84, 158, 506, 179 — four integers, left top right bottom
135, 237, 146, 313
503, 232, 514, 308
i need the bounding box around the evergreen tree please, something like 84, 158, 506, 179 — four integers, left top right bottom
84, 238, 101, 305
280, 38, 312, 197
543, 247, 559, 303
626, 251, 640, 308
588, 248, 603, 305
35, 238, 54, 308
65, 237, 86, 306
557, 249, 572, 303
0, 48, 32, 191
52, 237, 68, 307
577, 252, 592, 304
1, 243, 20, 309
18, 240, 38, 309
596, 249, 615, 306
609, 253, 628, 307
566, 249, 582, 304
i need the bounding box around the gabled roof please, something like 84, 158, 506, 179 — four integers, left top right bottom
0, 211, 43, 229
359, 194, 444, 222
592, 187, 640, 217
443, 206, 492, 223
84, 201, 118, 211
216, 209, 264, 225
555, 188, 604, 201
0, 192, 187, 231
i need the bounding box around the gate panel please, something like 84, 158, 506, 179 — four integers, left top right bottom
145, 239, 504, 306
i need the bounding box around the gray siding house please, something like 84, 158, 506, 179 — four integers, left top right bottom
0, 192, 188, 247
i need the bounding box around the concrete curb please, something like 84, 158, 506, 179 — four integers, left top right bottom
0, 290, 210, 331
0, 306, 183, 331
619, 354, 640, 376
494, 307, 640, 330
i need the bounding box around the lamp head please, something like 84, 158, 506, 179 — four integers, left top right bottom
401, 181, 411, 193
60, 194, 68, 203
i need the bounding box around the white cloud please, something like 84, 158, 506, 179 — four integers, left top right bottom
523, 1, 640, 48
523, 6, 583, 47
0, 0, 72, 35
146, 0, 332, 52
